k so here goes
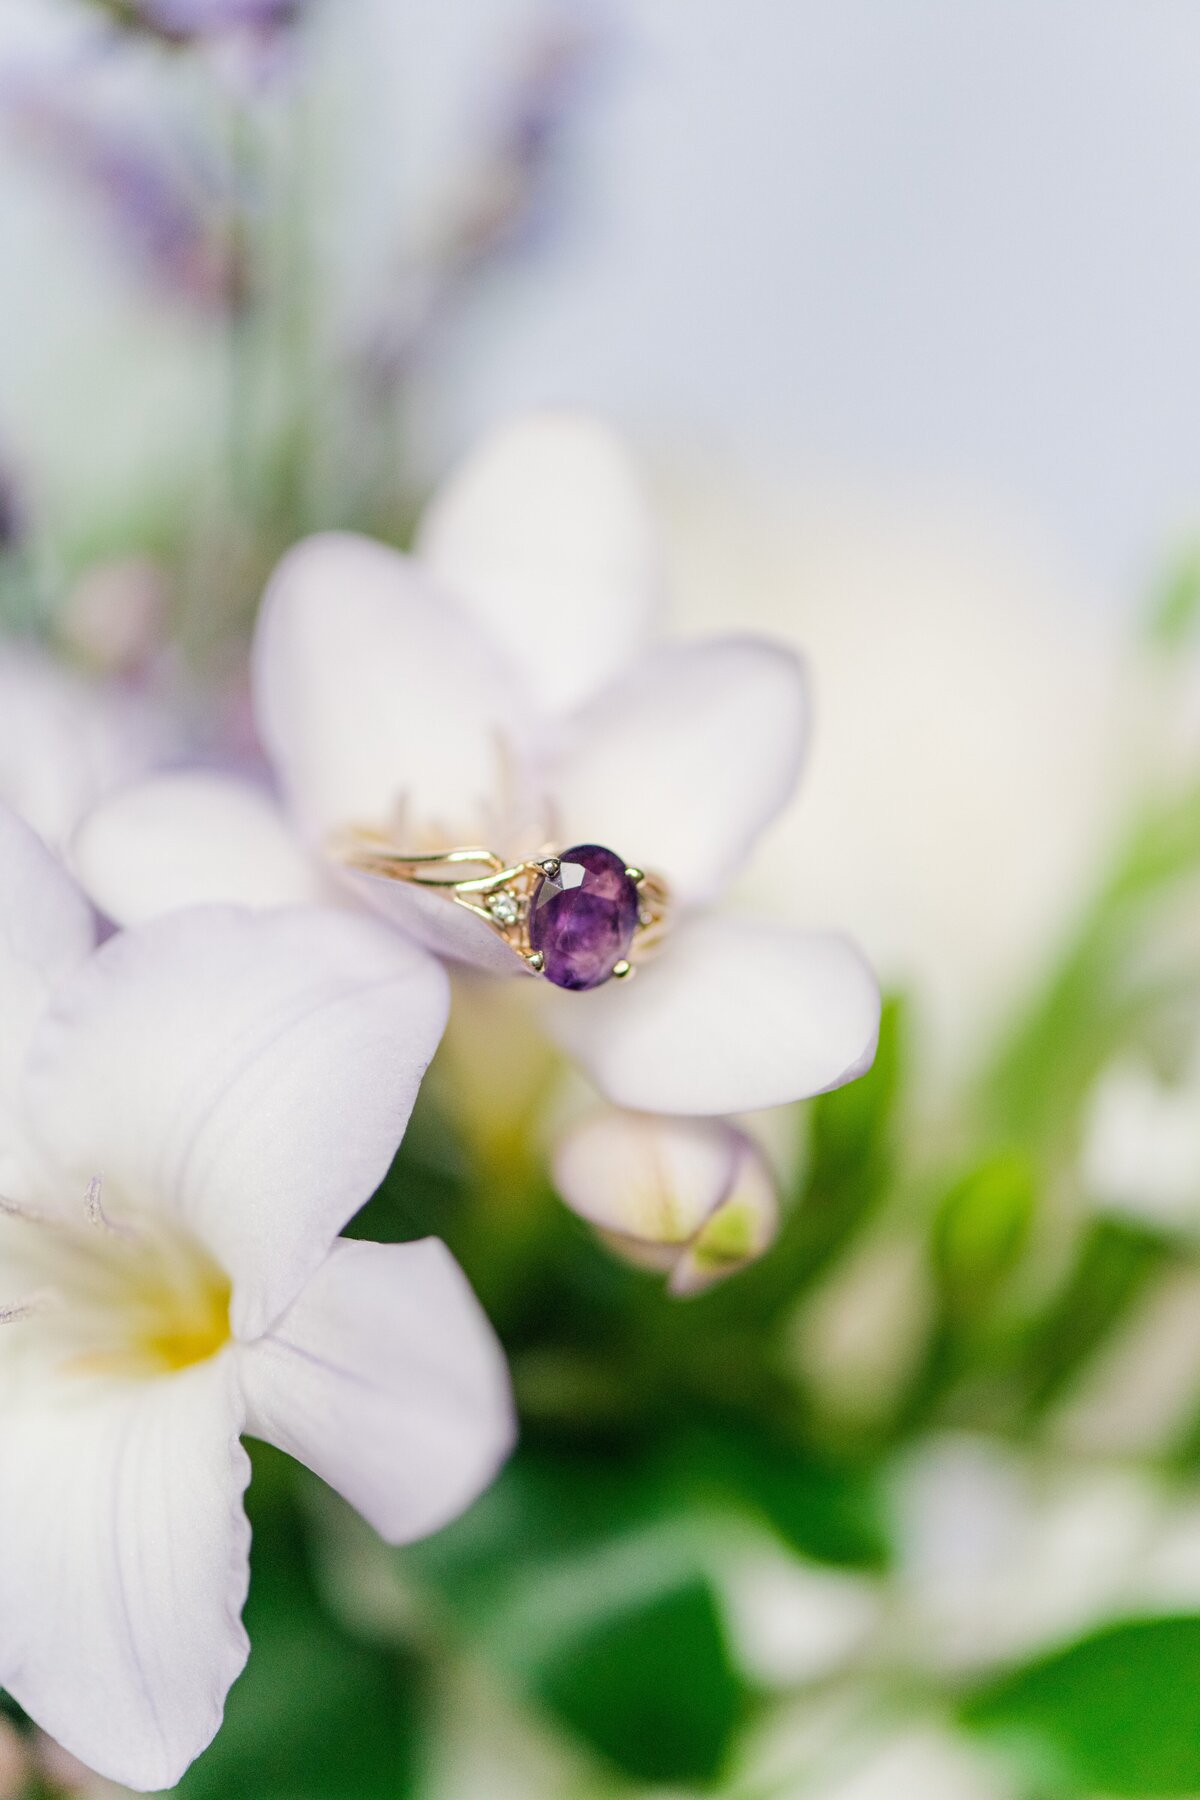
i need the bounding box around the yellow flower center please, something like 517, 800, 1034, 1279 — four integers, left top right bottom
84, 1238, 233, 1378
1, 1181, 233, 1381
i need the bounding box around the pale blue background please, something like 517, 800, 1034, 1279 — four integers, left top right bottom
0, 0, 1197, 600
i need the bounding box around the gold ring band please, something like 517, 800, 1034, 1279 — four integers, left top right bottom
331, 829, 670, 989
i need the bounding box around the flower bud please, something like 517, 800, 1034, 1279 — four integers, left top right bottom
551, 1109, 778, 1296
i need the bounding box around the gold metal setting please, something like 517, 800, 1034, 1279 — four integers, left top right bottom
330, 827, 671, 978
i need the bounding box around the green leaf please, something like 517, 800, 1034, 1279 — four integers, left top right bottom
1145, 545, 1200, 652
982, 903, 1129, 1152
676, 1427, 890, 1571
526, 1573, 742, 1787
705, 996, 905, 1326
399, 1449, 749, 1785
931, 1152, 1036, 1304
1111, 784, 1200, 905
397, 1453, 648, 1637
984, 784, 1200, 1151
1018, 1217, 1167, 1418
963, 1615, 1200, 1796
347, 1087, 472, 1252
170, 1449, 420, 1800
804, 991, 905, 1218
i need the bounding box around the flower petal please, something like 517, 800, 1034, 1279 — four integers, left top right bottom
549, 638, 808, 904
340, 864, 531, 977
416, 412, 664, 716
0, 1356, 250, 1792
253, 532, 535, 845
543, 913, 880, 1115
0, 647, 176, 853
241, 1238, 514, 1543
73, 771, 327, 926
0, 804, 94, 1192
20, 906, 449, 1338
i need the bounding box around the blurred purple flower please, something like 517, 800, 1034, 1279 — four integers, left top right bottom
89, 0, 301, 49
363, 11, 612, 384
459, 17, 605, 260
3, 83, 245, 313
141, 0, 299, 34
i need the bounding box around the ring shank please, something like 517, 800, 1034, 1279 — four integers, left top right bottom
330, 828, 671, 974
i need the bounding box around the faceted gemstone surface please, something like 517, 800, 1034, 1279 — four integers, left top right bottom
529, 844, 639, 990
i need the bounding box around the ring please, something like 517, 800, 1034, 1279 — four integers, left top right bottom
331, 832, 671, 990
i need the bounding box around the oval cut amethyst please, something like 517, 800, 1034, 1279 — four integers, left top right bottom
529, 844, 639, 990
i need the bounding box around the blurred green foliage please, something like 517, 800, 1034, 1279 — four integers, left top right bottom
965, 1617, 1200, 1797
1146, 545, 1200, 653
931, 1152, 1036, 1302
401, 1453, 747, 1786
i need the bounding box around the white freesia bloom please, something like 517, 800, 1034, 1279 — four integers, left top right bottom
75, 412, 879, 1117
0, 804, 513, 1792
719, 1548, 880, 1687
801, 1726, 1015, 1800
0, 643, 175, 854
657, 467, 1127, 1087
739, 1696, 1014, 1800
1081, 1051, 1200, 1232
885, 1435, 1200, 1676
551, 1107, 778, 1294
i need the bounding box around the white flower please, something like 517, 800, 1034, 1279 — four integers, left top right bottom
656, 466, 1129, 1087
0, 803, 513, 1792
1080, 1050, 1200, 1233
799, 1725, 1015, 1800
550, 1106, 778, 1294
76, 413, 879, 1116
719, 1548, 880, 1688
886, 1435, 1188, 1677
0, 642, 175, 854
738, 1696, 1015, 1800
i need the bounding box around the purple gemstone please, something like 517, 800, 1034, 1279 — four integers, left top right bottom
529, 844, 639, 990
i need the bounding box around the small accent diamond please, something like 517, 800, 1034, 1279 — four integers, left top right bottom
487, 890, 521, 928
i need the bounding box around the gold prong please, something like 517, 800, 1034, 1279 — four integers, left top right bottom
526, 950, 545, 974
625, 867, 644, 884
537, 857, 561, 879
611, 959, 633, 979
